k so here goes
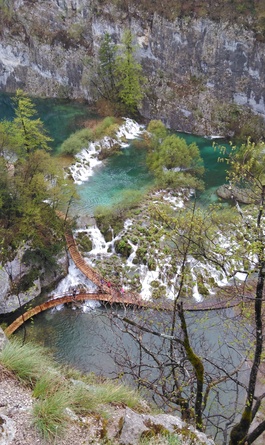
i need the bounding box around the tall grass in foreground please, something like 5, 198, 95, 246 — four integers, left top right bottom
32, 389, 71, 440
0, 339, 143, 440
140, 433, 181, 445
0, 339, 54, 386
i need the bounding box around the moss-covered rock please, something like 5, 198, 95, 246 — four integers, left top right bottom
115, 238, 132, 258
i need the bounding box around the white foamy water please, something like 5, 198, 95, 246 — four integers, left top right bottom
69, 119, 145, 184
116, 118, 145, 141
50, 258, 101, 312
139, 266, 160, 300
69, 142, 103, 184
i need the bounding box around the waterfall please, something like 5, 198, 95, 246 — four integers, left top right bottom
139, 266, 160, 301
126, 241, 138, 266
69, 142, 103, 184
69, 118, 145, 185
50, 259, 101, 312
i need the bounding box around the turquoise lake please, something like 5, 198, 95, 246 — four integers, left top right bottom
0, 93, 228, 216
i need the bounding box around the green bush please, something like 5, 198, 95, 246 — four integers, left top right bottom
93, 116, 117, 139
60, 128, 93, 155
115, 238, 132, 258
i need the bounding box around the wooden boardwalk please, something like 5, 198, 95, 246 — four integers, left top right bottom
4, 290, 243, 337
4, 226, 247, 337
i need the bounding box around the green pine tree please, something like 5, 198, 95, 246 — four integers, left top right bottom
12, 89, 53, 156
115, 30, 145, 115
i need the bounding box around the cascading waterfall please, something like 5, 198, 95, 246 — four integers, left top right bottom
68, 118, 145, 184
57, 117, 246, 305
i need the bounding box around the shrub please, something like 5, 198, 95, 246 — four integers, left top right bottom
115, 238, 132, 258
93, 116, 117, 139
60, 128, 93, 155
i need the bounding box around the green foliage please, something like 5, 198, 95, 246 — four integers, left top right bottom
221, 138, 265, 194
76, 231, 93, 253
147, 131, 204, 191
0, 339, 144, 440
96, 32, 118, 102
115, 30, 145, 115
92, 30, 145, 115
60, 117, 119, 156
140, 431, 181, 445
115, 237, 132, 258
12, 89, 53, 156
146, 120, 168, 144
93, 116, 117, 139
95, 190, 144, 238
0, 90, 76, 266
32, 389, 71, 439
90, 382, 142, 408
60, 127, 93, 155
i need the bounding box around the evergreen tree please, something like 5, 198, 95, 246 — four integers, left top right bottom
12, 89, 52, 156
97, 32, 118, 102
0, 90, 76, 265
115, 30, 144, 115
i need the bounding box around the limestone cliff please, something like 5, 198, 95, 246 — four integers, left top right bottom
0, 0, 265, 136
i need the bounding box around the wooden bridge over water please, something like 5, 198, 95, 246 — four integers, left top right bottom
4, 228, 244, 337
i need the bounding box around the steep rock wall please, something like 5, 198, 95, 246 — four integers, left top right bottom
0, 0, 265, 135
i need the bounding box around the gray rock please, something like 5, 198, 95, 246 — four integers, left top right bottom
0, 328, 8, 352
119, 408, 215, 445
0, 248, 68, 315
216, 184, 256, 204
0, 414, 16, 445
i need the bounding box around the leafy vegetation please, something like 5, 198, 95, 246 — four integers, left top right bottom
0, 90, 77, 290
90, 30, 145, 116
94, 190, 144, 239
0, 339, 144, 440
146, 120, 205, 191
60, 116, 119, 156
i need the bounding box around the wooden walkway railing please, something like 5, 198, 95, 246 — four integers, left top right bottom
4, 291, 152, 337
4, 222, 247, 337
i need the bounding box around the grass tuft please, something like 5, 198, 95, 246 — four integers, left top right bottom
32, 389, 71, 439
0, 339, 146, 440
0, 339, 54, 386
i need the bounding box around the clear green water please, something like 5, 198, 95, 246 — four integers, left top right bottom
74, 142, 154, 215
0, 92, 98, 152
75, 134, 229, 215
0, 93, 228, 214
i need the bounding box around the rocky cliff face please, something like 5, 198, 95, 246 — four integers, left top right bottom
0, 248, 68, 314
0, 0, 265, 136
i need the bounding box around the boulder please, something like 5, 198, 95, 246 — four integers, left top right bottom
0, 414, 16, 445
216, 184, 256, 204
0, 248, 68, 315
119, 408, 215, 445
